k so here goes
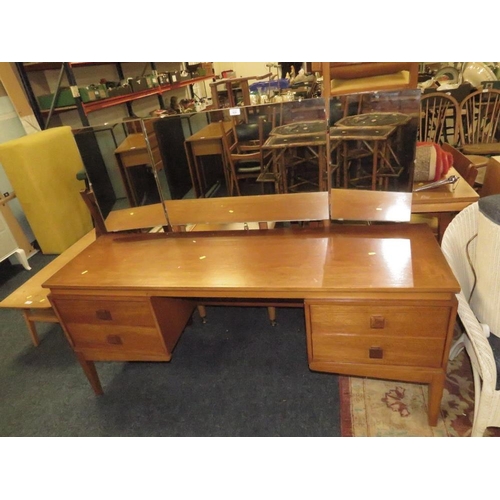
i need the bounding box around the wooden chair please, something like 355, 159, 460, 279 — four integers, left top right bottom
458, 88, 500, 169
419, 92, 461, 146
165, 192, 330, 325
479, 157, 500, 198
219, 118, 271, 196
441, 142, 478, 187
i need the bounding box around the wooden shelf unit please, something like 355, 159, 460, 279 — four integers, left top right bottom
15, 62, 214, 129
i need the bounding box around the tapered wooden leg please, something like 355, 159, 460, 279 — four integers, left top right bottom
197, 304, 207, 323
268, 306, 277, 326
75, 352, 103, 395
427, 373, 445, 426
22, 309, 39, 347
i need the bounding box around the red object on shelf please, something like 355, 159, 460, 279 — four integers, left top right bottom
416, 141, 453, 181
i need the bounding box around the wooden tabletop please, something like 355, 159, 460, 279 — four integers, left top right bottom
114, 133, 147, 154
412, 167, 479, 213
0, 230, 96, 310
330, 125, 397, 141
270, 120, 327, 137
335, 112, 412, 128
43, 224, 459, 298
184, 121, 232, 143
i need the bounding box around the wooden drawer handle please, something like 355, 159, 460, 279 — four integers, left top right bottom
369, 346, 384, 359
96, 309, 112, 321
370, 315, 385, 329
106, 335, 123, 345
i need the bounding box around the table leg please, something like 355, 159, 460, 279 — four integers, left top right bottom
184, 142, 203, 198
318, 145, 327, 191
22, 309, 39, 347
114, 154, 137, 206
437, 213, 454, 243
371, 141, 379, 191
427, 372, 446, 426
342, 142, 349, 188
76, 352, 103, 395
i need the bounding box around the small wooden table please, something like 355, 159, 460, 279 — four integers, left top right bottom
412, 167, 479, 241
114, 133, 151, 206
184, 121, 232, 197
330, 126, 399, 190
264, 121, 328, 193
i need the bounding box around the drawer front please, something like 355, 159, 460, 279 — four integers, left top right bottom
311, 333, 445, 367
53, 296, 166, 356
55, 297, 156, 328
307, 301, 452, 369
309, 303, 450, 338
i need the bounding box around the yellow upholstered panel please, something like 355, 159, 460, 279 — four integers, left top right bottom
330, 71, 410, 95
0, 126, 92, 254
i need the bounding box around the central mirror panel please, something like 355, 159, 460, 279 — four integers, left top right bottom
143, 97, 328, 201
73, 90, 419, 233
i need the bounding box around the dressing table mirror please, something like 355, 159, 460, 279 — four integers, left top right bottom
73, 91, 419, 234
328, 89, 420, 192
72, 118, 170, 232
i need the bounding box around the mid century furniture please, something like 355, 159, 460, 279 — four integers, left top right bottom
165, 192, 330, 325
412, 166, 479, 241
442, 201, 500, 436
113, 121, 165, 207
41, 189, 460, 427
113, 133, 151, 206
0, 126, 93, 254
330, 188, 412, 222
0, 230, 96, 346
184, 121, 233, 197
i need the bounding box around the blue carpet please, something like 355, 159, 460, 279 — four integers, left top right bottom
0, 255, 341, 437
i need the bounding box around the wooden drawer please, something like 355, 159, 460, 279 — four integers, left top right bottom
306, 301, 452, 368
311, 332, 444, 367
52, 296, 166, 357
309, 302, 450, 338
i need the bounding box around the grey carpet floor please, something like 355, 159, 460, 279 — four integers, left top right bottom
0, 254, 341, 437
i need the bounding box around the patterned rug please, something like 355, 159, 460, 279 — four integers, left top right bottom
340, 349, 500, 437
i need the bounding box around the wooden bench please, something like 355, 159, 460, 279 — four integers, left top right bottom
0, 230, 96, 346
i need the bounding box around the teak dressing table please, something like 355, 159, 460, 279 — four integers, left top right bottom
42, 191, 460, 427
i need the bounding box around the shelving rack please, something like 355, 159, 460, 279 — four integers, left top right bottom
15, 62, 214, 129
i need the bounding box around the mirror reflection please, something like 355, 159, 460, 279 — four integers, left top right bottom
329, 89, 420, 192
72, 90, 419, 233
